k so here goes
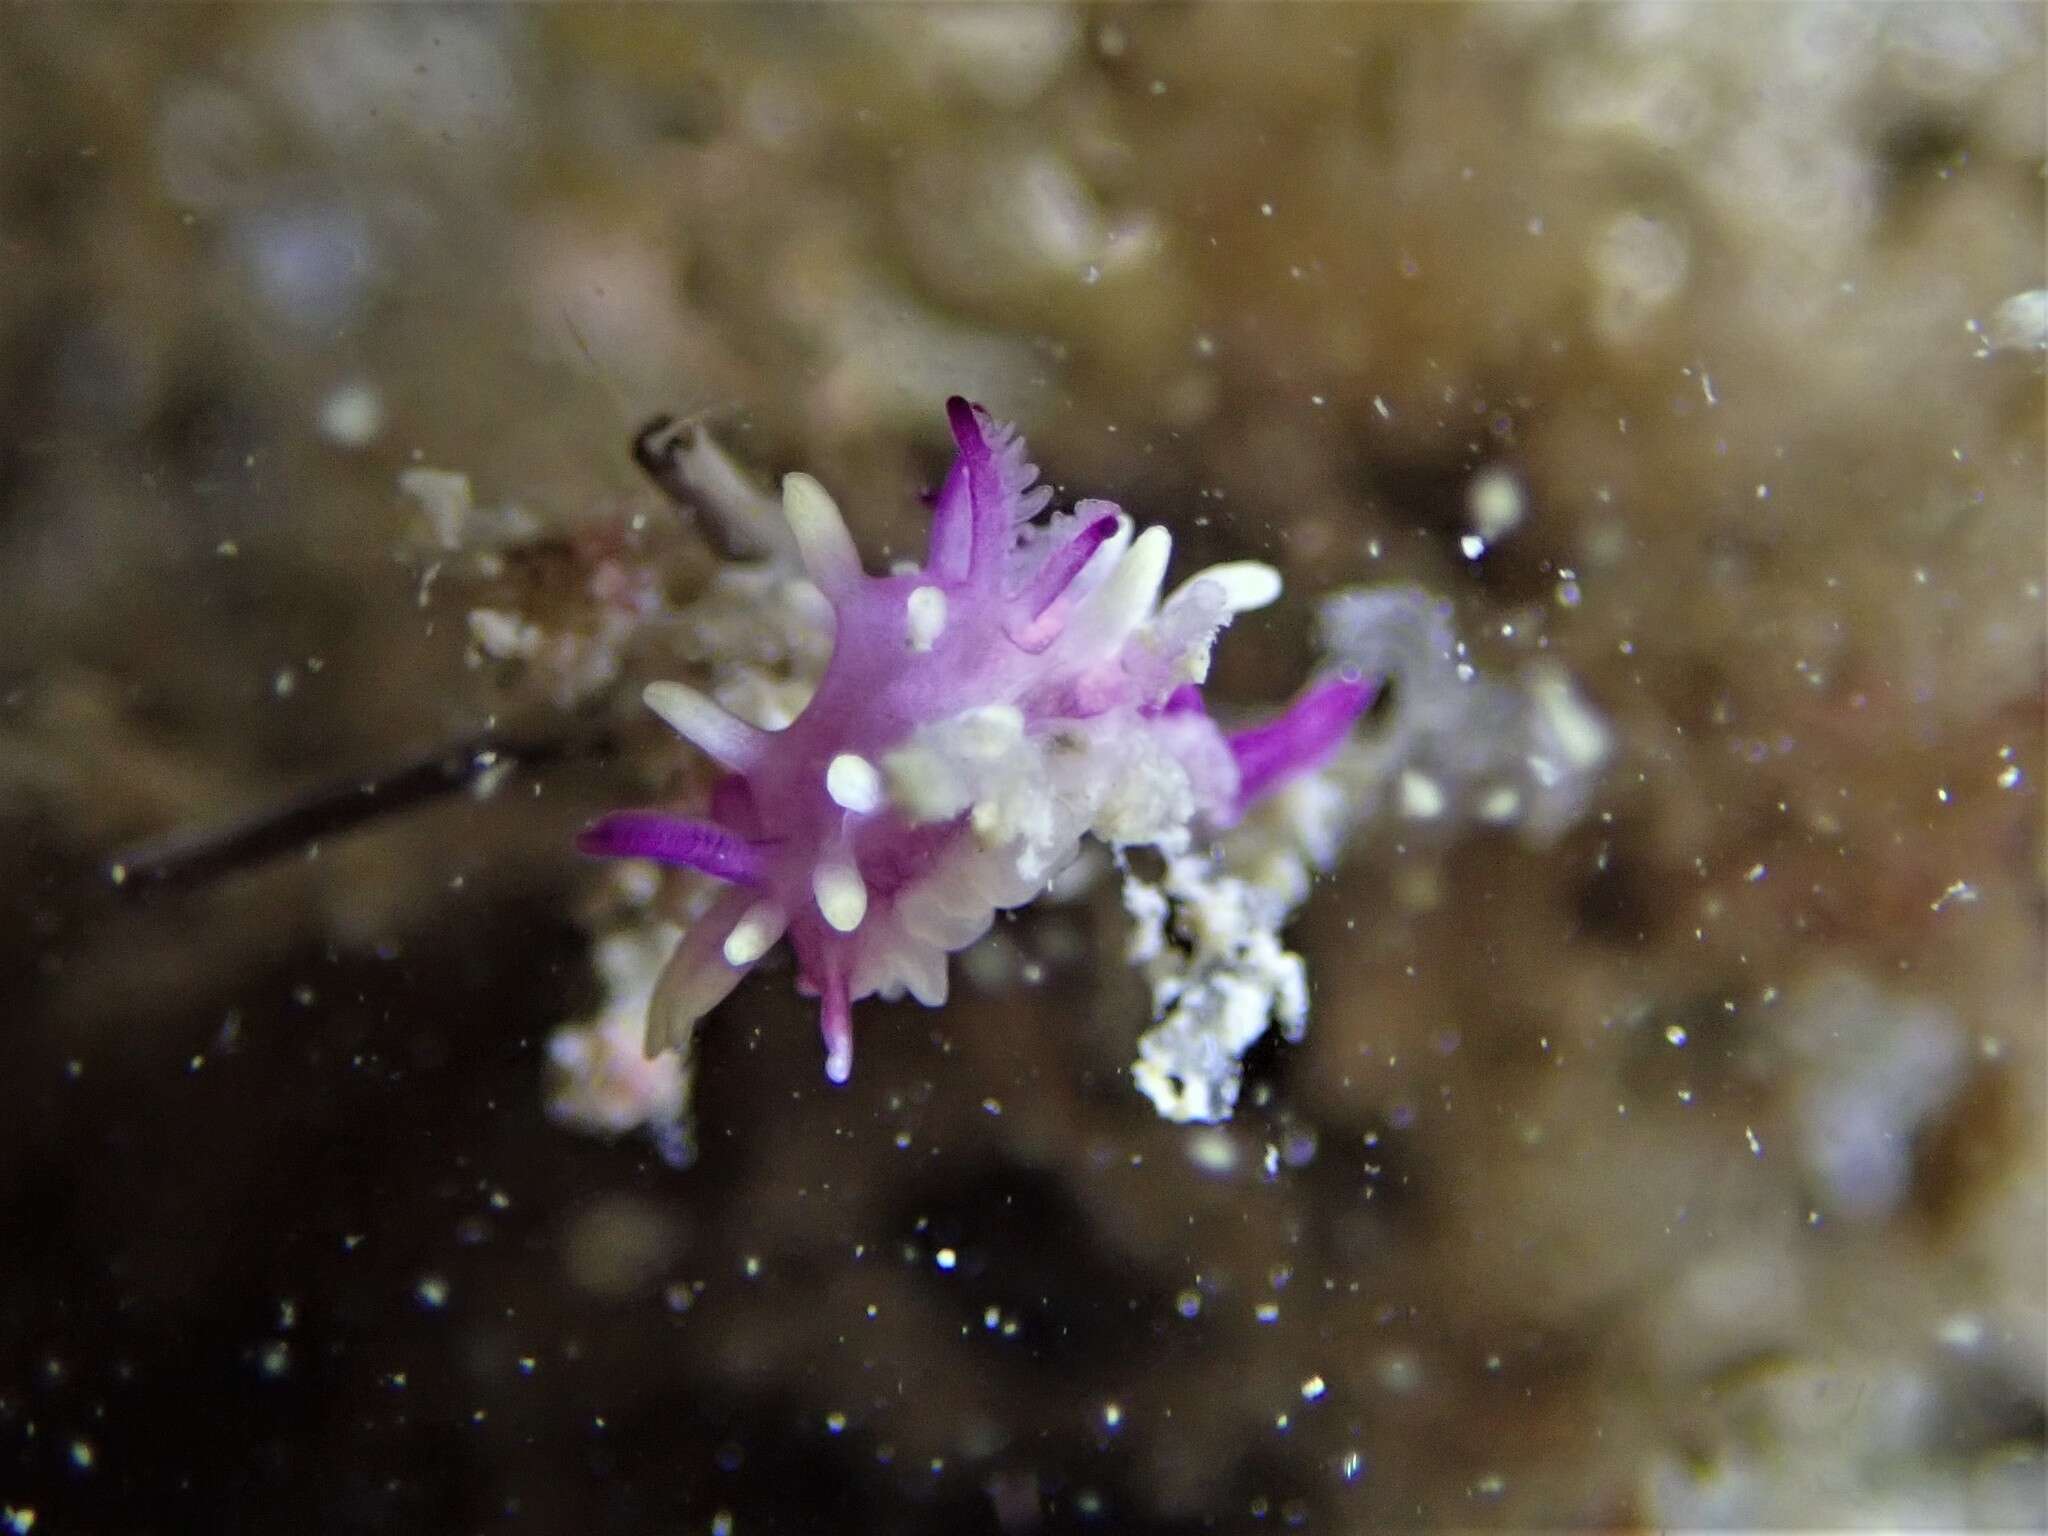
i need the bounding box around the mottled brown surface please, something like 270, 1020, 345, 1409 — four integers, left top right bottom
3, 6, 2042, 1532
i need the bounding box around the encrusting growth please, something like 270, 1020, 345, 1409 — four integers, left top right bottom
576, 398, 1371, 1086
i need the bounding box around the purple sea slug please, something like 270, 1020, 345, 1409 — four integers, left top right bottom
577, 399, 1370, 1085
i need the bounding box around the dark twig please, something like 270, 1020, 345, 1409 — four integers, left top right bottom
632, 413, 794, 564
107, 724, 613, 898
632, 414, 699, 510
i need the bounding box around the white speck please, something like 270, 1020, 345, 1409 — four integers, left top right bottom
1102, 1401, 1123, 1429
414, 1274, 450, 1310
1338, 1449, 1363, 1482
1300, 1374, 1327, 1401
1745, 863, 1768, 882
1175, 1288, 1203, 1319
1372, 395, 1392, 420
935, 1247, 957, 1272
317, 381, 385, 448
1259, 201, 1274, 217
69, 1440, 95, 1471
1375, 1352, 1420, 1394
1459, 533, 1487, 561
1936, 1313, 1986, 1350
5, 1507, 38, 1533
1744, 1126, 1763, 1157
1477, 786, 1521, 822
1466, 466, 1524, 543
1186, 1128, 1238, 1174
1663, 1024, 1687, 1047
824, 1411, 847, 1434
1996, 765, 2022, 790
1397, 769, 1446, 820
1930, 880, 1979, 913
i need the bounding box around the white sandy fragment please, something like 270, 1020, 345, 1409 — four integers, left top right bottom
467, 607, 544, 661
1126, 854, 1309, 1124
399, 467, 474, 551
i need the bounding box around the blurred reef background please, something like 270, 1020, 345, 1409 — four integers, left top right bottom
1, 5, 2043, 1531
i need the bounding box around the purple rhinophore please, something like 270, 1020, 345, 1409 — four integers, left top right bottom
576, 810, 768, 886
1225, 674, 1377, 811
578, 399, 1373, 1084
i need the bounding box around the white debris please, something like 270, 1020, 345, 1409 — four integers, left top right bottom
1303, 586, 1613, 847
1398, 769, 1447, 820
1589, 211, 1690, 342
1984, 288, 2047, 352
1126, 853, 1310, 1124
1115, 584, 1613, 1123
545, 924, 690, 1146
398, 467, 474, 551
1781, 971, 1968, 1220
467, 607, 545, 661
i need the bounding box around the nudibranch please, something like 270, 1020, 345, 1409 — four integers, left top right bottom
578, 399, 1369, 1084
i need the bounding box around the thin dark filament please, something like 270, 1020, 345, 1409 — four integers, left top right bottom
108, 725, 608, 897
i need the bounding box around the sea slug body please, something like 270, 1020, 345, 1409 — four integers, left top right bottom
578, 398, 1370, 1085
